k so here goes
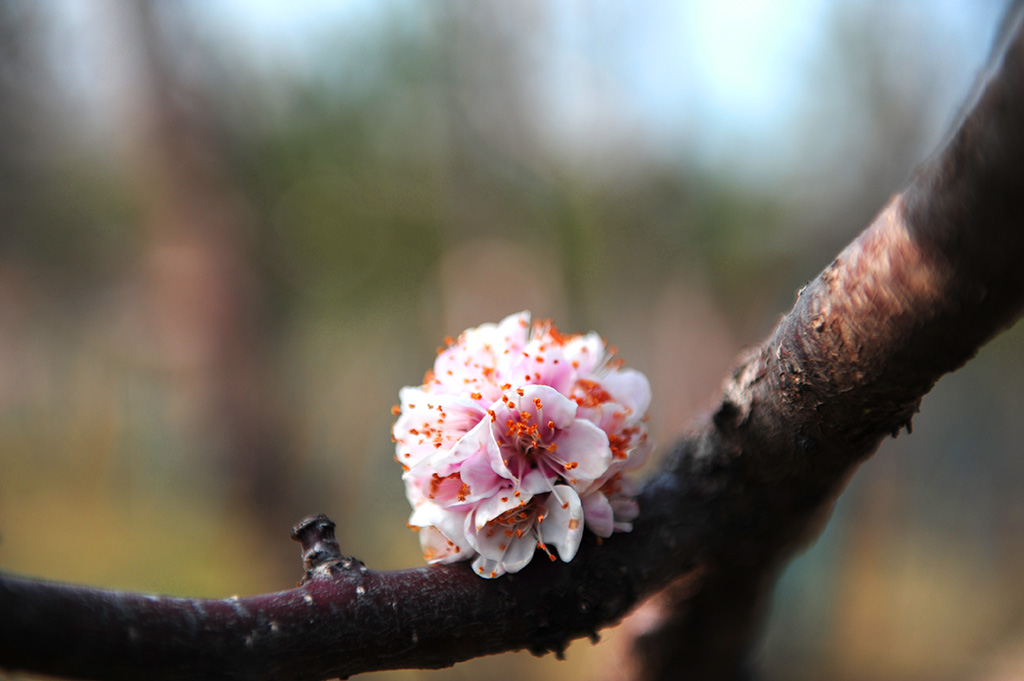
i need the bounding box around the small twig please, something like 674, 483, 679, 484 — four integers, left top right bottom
291, 514, 364, 586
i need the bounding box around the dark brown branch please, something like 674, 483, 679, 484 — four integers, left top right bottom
3, 10, 1024, 681
627, 6, 1024, 677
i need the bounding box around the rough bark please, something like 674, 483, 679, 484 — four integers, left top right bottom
3, 8, 1024, 681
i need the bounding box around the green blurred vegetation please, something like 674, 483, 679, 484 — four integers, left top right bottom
1, 2, 1022, 680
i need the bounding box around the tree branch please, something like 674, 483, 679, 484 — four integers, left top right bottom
626, 6, 1024, 677
3, 9, 1024, 681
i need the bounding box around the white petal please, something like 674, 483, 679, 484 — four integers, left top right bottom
500, 535, 539, 574
408, 499, 441, 528
470, 517, 537, 575
472, 490, 531, 531
419, 526, 471, 564
409, 502, 469, 546
471, 554, 506, 579
468, 515, 512, 561
540, 486, 585, 562
520, 468, 555, 495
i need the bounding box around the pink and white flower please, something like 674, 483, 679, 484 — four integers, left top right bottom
392, 311, 651, 578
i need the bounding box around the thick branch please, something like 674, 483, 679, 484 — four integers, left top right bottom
627, 7, 1024, 678
3, 10, 1024, 681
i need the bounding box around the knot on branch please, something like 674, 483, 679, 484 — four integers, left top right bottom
291, 514, 366, 585
714, 348, 764, 433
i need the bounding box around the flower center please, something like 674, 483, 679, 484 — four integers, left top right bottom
488, 495, 559, 562
503, 412, 556, 467
493, 498, 544, 530
428, 472, 470, 503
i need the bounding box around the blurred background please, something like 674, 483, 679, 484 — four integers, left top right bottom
1, 1, 1023, 680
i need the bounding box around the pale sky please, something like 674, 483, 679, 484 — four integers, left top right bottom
201, 0, 1005, 174
43, 0, 1009, 184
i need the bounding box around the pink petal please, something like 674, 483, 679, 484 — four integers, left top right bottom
610, 495, 640, 532
551, 418, 612, 485
396, 310, 652, 577
581, 490, 615, 538
506, 339, 575, 393
562, 332, 605, 375
618, 438, 653, 473
431, 418, 491, 471
458, 450, 506, 501
394, 388, 486, 468
599, 368, 652, 417
516, 384, 578, 427
494, 311, 531, 351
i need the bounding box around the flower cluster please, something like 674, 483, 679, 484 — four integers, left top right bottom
392, 311, 651, 578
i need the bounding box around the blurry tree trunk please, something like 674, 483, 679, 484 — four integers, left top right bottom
120, 2, 294, 529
